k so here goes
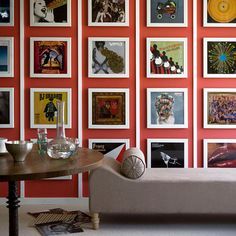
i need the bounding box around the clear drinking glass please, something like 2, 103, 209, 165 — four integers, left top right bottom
47, 101, 76, 159
37, 128, 48, 154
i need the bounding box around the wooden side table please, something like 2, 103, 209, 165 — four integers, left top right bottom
0, 147, 103, 236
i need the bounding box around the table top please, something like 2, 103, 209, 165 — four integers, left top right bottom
0, 146, 103, 181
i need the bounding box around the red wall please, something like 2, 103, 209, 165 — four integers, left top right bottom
1, 0, 231, 198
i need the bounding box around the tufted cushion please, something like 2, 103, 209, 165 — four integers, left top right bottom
121, 148, 146, 179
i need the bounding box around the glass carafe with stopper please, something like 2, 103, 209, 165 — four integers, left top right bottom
47, 101, 76, 159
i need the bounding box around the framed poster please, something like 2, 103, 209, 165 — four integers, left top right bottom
88, 0, 129, 26
88, 37, 129, 78
88, 139, 130, 162
204, 139, 236, 168
30, 0, 71, 27
0, 37, 14, 77
147, 139, 188, 168
147, 88, 188, 128
88, 88, 129, 129
204, 38, 236, 78
30, 37, 71, 78
147, 0, 187, 27
203, 0, 236, 27
147, 38, 187, 78
204, 88, 236, 128
0, 0, 14, 26
30, 88, 72, 129
0, 88, 14, 128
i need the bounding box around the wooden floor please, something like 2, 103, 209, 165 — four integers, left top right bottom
0, 199, 236, 236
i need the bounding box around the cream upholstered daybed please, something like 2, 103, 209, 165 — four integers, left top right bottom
89, 157, 236, 229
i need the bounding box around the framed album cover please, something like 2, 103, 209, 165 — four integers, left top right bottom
0, 0, 14, 26
204, 139, 236, 168
204, 38, 236, 78
30, 37, 71, 78
30, 0, 71, 27
88, 139, 130, 162
30, 88, 72, 129
203, 0, 236, 27
147, 88, 188, 128
147, 139, 188, 168
0, 37, 14, 77
88, 0, 129, 26
147, 0, 188, 27
204, 88, 236, 128
88, 37, 129, 78
147, 37, 187, 78
0, 88, 14, 128
88, 88, 129, 129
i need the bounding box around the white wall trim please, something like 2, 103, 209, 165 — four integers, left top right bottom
135, 0, 140, 148
20, 0, 25, 198
78, 0, 83, 198
193, 0, 198, 168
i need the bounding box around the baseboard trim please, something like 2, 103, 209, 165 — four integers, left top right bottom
0, 197, 89, 205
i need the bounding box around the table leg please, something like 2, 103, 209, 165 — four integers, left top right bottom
6, 181, 20, 236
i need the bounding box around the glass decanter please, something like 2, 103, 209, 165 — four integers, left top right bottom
47, 101, 76, 159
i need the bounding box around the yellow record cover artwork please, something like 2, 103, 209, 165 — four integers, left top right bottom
33, 91, 68, 126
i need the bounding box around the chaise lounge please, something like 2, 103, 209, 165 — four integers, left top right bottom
89, 157, 236, 229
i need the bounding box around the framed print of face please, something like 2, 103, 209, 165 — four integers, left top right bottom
88, 37, 129, 78
0, 0, 14, 26
204, 88, 236, 128
30, 37, 71, 78
0, 37, 14, 77
204, 139, 236, 168
147, 0, 187, 27
30, 88, 72, 129
88, 0, 129, 26
147, 38, 187, 78
0, 88, 14, 128
147, 139, 188, 168
203, 0, 236, 27
88, 139, 130, 162
147, 88, 188, 128
204, 38, 236, 78
88, 88, 129, 129
30, 0, 71, 27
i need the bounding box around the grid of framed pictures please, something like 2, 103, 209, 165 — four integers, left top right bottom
147, 139, 188, 168
147, 0, 188, 27
203, 139, 236, 168
89, 139, 130, 162
0, 0, 14, 26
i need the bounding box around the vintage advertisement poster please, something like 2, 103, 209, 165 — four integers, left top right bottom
32, 90, 69, 127
33, 40, 68, 76
0, 91, 10, 125
0, 0, 11, 24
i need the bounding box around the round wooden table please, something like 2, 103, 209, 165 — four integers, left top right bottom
0, 147, 103, 236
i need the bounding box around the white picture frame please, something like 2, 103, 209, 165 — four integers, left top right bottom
30, 0, 71, 27
204, 88, 236, 128
147, 88, 188, 129
146, 37, 187, 78
88, 0, 129, 26
0, 87, 14, 128
0, 37, 14, 77
203, 38, 236, 78
89, 139, 130, 161
203, 0, 236, 27
147, 139, 188, 168
147, 0, 188, 27
30, 88, 72, 129
203, 139, 236, 168
0, 0, 14, 26
88, 37, 129, 78
88, 88, 130, 129
30, 37, 71, 78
